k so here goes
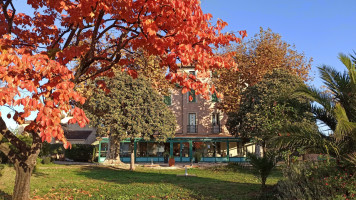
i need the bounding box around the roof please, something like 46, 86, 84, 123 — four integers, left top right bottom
65, 130, 93, 140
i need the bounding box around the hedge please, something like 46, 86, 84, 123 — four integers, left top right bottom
65, 144, 97, 162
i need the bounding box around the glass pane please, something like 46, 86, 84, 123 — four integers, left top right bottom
120, 143, 130, 157
181, 142, 190, 157
136, 142, 147, 157
203, 142, 214, 157
215, 142, 227, 157
100, 142, 108, 157
229, 142, 245, 157
147, 142, 159, 157
173, 143, 180, 157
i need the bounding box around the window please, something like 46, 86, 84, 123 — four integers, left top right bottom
212, 113, 220, 126
136, 142, 147, 157
212, 113, 221, 133
119, 143, 130, 157
212, 92, 219, 102
188, 113, 197, 133
163, 95, 171, 105
189, 71, 196, 76
188, 89, 196, 102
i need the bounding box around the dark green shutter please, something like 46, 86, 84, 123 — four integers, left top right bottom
189, 89, 196, 102
164, 95, 171, 105
212, 92, 218, 102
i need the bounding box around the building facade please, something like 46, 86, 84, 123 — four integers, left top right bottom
98, 67, 256, 163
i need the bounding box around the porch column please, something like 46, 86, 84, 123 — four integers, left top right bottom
170, 141, 173, 157
189, 140, 193, 162
227, 140, 230, 162
134, 141, 137, 162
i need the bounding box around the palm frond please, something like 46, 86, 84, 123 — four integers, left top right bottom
271, 124, 340, 157
339, 53, 356, 85
294, 84, 333, 112
344, 152, 356, 166
318, 65, 350, 101
311, 105, 336, 131
334, 103, 356, 141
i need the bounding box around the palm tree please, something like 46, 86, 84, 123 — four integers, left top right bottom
274, 53, 356, 161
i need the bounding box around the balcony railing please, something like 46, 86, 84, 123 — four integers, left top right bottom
187, 125, 198, 133
211, 125, 222, 134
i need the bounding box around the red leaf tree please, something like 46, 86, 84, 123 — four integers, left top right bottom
0, 0, 245, 199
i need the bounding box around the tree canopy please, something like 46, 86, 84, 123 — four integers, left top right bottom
227, 69, 315, 154
82, 70, 176, 157
215, 28, 312, 113
0, 0, 243, 198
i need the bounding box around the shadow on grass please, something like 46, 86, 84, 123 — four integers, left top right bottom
0, 190, 11, 200
76, 166, 263, 200
206, 163, 283, 179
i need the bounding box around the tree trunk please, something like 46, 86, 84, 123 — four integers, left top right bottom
12, 161, 34, 200
261, 176, 267, 191
262, 140, 266, 158
103, 136, 123, 165
129, 140, 135, 171
0, 117, 41, 200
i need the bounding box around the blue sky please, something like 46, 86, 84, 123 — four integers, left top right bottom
201, 0, 356, 87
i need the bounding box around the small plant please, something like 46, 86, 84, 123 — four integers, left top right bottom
275, 161, 356, 200
247, 153, 275, 190
163, 152, 170, 163
193, 152, 202, 163
163, 151, 170, 157
168, 155, 175, 166
41, 157, 52, 165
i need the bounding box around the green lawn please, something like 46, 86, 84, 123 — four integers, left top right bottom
0, 163, 282, 200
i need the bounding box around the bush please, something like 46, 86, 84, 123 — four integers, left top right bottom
193, 152, 202, 163
65, 144, 96, 162
39, 143, 65, 160
41, 157, 52, 164
275, 161, 356, 200
247, 153, 276, 190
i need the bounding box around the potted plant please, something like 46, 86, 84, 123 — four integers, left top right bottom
168, 155, 175, 167
193, 152, 202, 163
163, 151, 170, 163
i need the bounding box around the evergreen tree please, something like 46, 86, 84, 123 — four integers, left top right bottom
83, 71, 176, 170
227, 69, 316, 156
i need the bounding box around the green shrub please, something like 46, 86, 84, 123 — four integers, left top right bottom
39, 143, 65, 159
247, 153, 276, 190
36, 157, 43, 165
65, 144, 96, 162
193, 152, 202, 162
41, 157, 52, 164
275, 161, 356, 200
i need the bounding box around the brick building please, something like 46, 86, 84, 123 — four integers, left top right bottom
98, 67, 256, 163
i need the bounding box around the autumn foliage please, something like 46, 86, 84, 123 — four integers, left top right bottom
0, 0, 244, 149
214, 28, 312, 113
0, 0, 244, 199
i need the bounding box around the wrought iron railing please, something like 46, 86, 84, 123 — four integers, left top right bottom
187, 125, 198, 133
211, 125, 222, 133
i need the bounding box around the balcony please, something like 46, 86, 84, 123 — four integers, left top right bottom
187, 125, 198, 133
211, 125, 222, 134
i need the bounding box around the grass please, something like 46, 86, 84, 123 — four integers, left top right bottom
0, 163, 282, 200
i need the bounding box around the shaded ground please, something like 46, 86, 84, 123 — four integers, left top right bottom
0, 163, 282, 200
